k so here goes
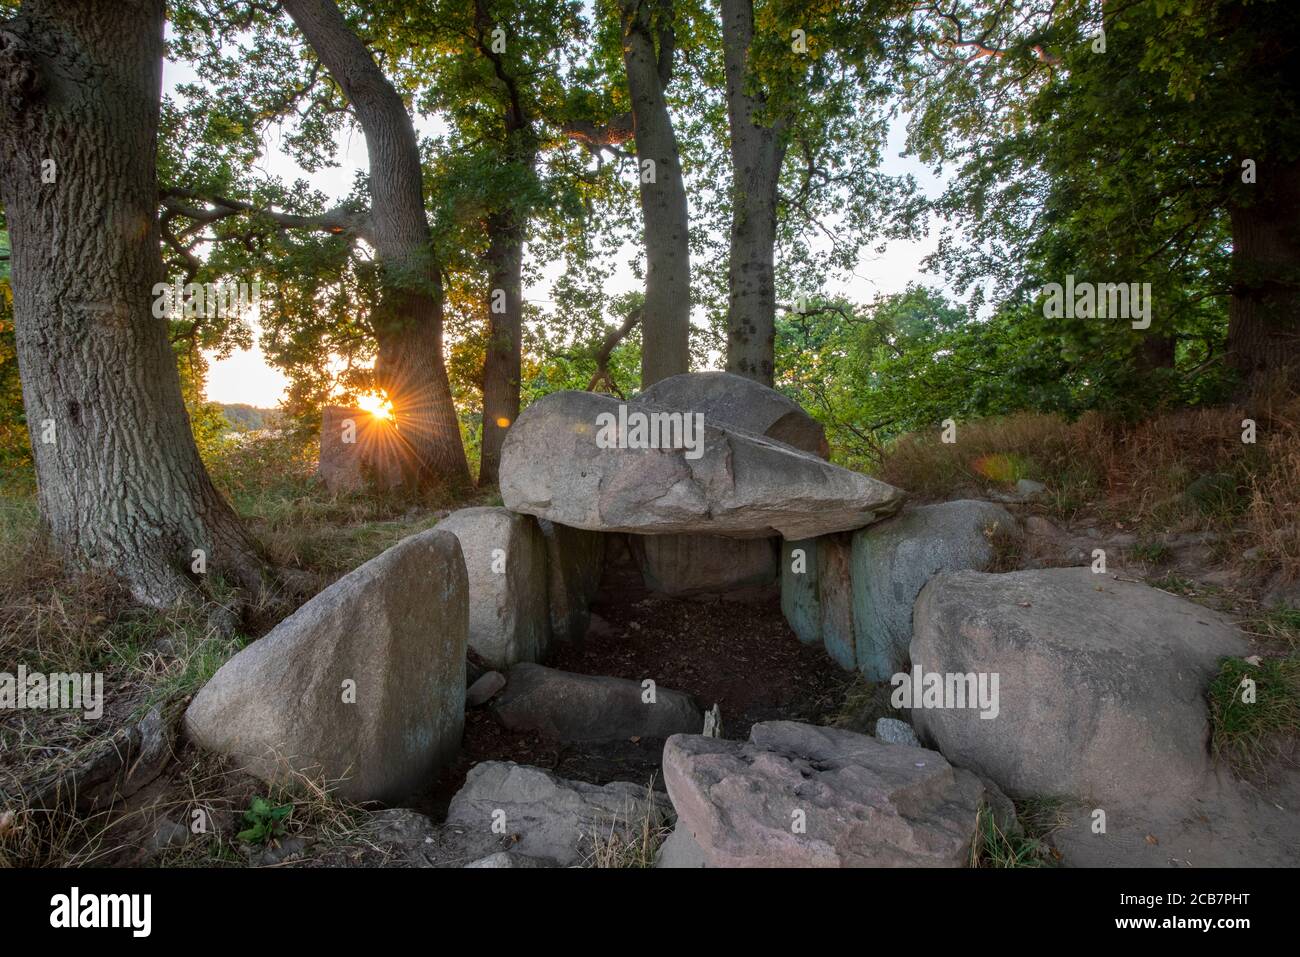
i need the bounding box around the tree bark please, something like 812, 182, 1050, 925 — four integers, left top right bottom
283, 0, 469, 491
620, 0, 690, 387
0, 0, 267, 608
1227, 157, 1300, 398
721, 0, 786, 387
479, 210, 525, 486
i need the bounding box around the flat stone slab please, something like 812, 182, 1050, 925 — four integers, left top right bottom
663, 720, 983, 867
639, 371, 829, 458
446, 761, 669, 866
499, 391, 904, 540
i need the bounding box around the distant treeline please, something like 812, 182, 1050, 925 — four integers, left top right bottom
218, 404, 281, 432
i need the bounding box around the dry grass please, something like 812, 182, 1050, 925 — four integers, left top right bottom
0, 802, 116, 869
875, 399, 1300, 580
0, 438, 476, 869
585, 782, 673, 869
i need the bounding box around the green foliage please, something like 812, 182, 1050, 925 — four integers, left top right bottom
778, 284, 1077, 468
1210, 656, 1300, 776
237, 797, 294, 846
905, 0, 1300, 409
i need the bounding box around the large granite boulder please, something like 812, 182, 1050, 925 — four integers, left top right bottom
499, 391, 904, 540
662, 720, 983, 867
910, 567, 1249, 805
446, 761, 670, 866
780, 538, 821, 645
851, 500, 1016, 681
492, 664, 702, 743
631, 533, 778, 597
638, 371, 830, 459
538, 520, 605, 643
184, 529, 467, 803
436, 507, 550, 669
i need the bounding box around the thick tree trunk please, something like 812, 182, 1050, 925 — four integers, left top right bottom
1228, 157, 1300, 398
478, 211, 525, 487
283, 0, 469, 490
0, 0, 267, 608
621, 0, 690, 387
721, 0, 785, 387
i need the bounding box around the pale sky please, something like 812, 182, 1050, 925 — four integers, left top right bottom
170, 56, 954, 409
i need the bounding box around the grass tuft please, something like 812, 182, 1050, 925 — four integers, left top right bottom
1209, 656, 1300, 778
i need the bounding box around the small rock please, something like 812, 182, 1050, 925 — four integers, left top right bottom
874, 717, 921, 747
1016, 478, 1048, 501
702, 704, 722, 738
466, 671, 506, 708
145, 817, 191, 857
464, 851, 553, 868
1023, 516, 1060, 538
257, 836, 308, 866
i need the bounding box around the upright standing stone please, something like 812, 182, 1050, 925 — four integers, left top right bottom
317, 406, 405, 493
632, 533, 777, 596
436, 507, 550, 669
817, 534, 856, 670
851, 500, 1016, 681
780, 538, 821, 645
184, 529, 468, 803
538, 520, 605, 643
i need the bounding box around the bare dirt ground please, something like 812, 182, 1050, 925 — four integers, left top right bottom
429, 541, 850, 814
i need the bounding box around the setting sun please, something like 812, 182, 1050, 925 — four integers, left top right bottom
356, 391, 394, 422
